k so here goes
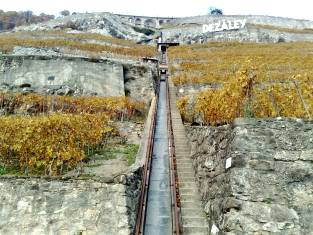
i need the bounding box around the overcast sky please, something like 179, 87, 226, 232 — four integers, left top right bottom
1, 0, 312, 21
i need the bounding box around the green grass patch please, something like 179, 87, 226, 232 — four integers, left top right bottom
122, 144, 139, 166
78, 173, 96, 180
263, 198, 275, 204
89, 144, 139, 166
86, 163, 103, 168
0, 165, 21, 175
0, 166, 8, 175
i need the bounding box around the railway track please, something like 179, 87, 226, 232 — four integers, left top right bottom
134, 51, 208, 235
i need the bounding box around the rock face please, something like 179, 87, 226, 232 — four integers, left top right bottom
13, 13, 313, 44
0, 55, 125, 96
14, 12, 151, 43
185, 118, 313, 234
0, 171, 141, 235
163, 25, 313, 44
124, 63, 158, 102
162, 15, 313, 43
173, 15, 313, 30
12, 46, 64, 57
0, 55, 158, 100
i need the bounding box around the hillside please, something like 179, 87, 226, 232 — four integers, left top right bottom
162, 15, 313, 43
0, 11, 313, 235
168, 41, 313, 124
9, 12, 313, 44
14, 12, 157, 43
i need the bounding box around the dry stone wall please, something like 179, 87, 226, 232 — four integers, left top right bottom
186, 118, 313, 235
0, 171, 141, 235
123, 63, 158, 103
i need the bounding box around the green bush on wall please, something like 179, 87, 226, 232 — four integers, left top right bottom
132, 26, 155, 36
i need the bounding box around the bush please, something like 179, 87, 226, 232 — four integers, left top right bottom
0, 113, 111, 175
132, 26, 155, 36
208, 7, 223, 15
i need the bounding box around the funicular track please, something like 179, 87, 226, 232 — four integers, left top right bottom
134, 50, 208, 235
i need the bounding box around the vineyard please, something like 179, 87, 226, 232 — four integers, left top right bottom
0, 92, 146, 117
168, 42, 313, 124
0, 92, 146, 176
0, 31, 156, 58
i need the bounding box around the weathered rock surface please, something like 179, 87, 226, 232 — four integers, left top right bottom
163, 24, 313, 44
0, 171, 141, 235
172, 15, 313, 30
14, 12, 151, 43
0, 55, 125, 96
12, 46, 64, 57
12, 13, 313, 44
124, 63, 158, 103
186, 118, 313, 234
163, 15, 313, 44
0, 55, 157, 99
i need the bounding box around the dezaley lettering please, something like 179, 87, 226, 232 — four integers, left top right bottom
220, 21, 229, 31
202, 24, 214, 33
227, 20, 236, 30
202, 19, 247, 33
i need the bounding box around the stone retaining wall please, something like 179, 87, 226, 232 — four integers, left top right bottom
0, 55, 125, 96
0, 171, 141, 235
186, 118, 313, 234
0, 93, 158, 235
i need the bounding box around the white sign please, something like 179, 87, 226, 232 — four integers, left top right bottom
225, 157, 232, 169
211, 224, 220, 235
203, 19, 246, 33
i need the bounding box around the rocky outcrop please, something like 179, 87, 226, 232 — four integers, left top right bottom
0, 55, 125, 96
13, 13, 313, 44
14, 12, 151, 43
186, 118, 313, 234
0, 55, 158, 99
163, 25, 313, 44
124, 63, 158, 103
173, 15, 313, 30
162, 15, 313, 44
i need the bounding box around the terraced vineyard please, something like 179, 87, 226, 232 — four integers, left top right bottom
0, 28, 154, 176
0, 31, 156, 58
0, 93, 146, 175
168, 42, 313, 124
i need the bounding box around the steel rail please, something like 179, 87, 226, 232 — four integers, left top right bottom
166, 74, 182, 235
134, 51, 181, 234
134, 80, 159, 235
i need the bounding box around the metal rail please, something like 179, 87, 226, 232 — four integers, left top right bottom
134, 81, 159, 235
167, 76, 182, 235
162, 51, 181, 234
134, 52, 181, 234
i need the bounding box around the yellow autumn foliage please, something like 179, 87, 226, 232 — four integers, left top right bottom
0, 113, 112, 175
0, 32, 156, 58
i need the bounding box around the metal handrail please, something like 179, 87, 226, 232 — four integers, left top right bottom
166, 76, 182, 235
134, 51, 181, 235
134, 79, 160, 235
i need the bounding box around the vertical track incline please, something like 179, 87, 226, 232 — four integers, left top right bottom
135, 50, 206, 234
